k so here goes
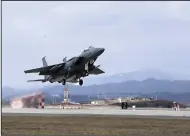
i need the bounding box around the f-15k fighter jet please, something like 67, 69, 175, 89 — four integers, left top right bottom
24, 46, 105, 86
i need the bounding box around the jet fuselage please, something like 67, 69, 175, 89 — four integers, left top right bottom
48, 47, 105, 82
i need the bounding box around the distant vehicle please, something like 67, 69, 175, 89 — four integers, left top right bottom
24, 46, 105, 86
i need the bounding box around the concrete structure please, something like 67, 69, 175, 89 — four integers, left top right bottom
91, 100, 106, 105
91, 97, 124, 105
59, 101, 81, 109
63, 84, 70, 107
90, 96, 151, 105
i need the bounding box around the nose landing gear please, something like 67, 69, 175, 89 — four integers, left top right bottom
84, 70, 89, 76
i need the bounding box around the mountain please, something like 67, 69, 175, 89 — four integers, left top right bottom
157, 92, 190, 103
2, 86, 16, 99
2, 70, 190, 103
3, 78, 190, 101
84, 69, 174, 85
2, 86, 34, 100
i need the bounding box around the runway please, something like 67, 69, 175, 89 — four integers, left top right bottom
2, 107, 190, 119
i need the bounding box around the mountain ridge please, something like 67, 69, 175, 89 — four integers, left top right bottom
3, 70, 190, 102
3, 78, 190, 98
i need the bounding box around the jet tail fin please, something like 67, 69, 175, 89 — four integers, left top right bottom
42, 56, 50, 80
63, 57, 67, 63
42, 56, 48, 67
27, 79, 46, 83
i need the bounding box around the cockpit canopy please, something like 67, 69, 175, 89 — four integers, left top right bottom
89, 46, 94, 49
83, 46, 94, 52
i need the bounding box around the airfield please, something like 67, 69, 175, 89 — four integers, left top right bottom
2, 106, 190, 119
2, 106, 190, 136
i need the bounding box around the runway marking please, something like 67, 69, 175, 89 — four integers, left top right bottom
2, 107, 190, 119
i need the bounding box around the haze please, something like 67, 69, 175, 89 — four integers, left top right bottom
2, 1, 190, 88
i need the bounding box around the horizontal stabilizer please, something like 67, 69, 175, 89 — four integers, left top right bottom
63, 57, 67, 63
27, 79, 46, 82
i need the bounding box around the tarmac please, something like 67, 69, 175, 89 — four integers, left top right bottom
2, 107, 190, 119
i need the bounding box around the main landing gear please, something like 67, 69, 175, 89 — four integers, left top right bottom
84, 59, 94, 77
62, 79, 66, 85
50, 79, 53, 83
79, 79, 83, 86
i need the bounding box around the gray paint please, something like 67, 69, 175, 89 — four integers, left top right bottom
24, 46, 105, 85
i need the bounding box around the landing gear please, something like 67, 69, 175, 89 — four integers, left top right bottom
50, 80, 53, 83
62, 79, 66, 85
84, 59, 94, 76
79, 79, 83, 86
85, 70, 89, 76
89, 59, 94, 64
85, 63, 89, 74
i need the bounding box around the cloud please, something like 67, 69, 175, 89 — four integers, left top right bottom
2, 1, 190, 88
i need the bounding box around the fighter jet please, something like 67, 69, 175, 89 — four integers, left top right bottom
24, 46, 105, 86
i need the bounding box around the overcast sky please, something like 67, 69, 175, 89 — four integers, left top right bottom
2, 1, 190, 88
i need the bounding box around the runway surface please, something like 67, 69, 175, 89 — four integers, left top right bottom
2, 107, 190, 119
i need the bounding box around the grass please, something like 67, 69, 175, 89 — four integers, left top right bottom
2, 115, 190, 136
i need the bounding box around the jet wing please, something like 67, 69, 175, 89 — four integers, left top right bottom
90, 67, 105, 75
24, 63, 65, 74
24, 66, 52, 73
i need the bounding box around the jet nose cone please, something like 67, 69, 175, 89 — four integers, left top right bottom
98, 48, 105, 55
101, 48, 105, 53
93, 48, 105, 57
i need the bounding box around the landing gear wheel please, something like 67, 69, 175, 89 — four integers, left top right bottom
62, 79, 66, 85
50, 80, 53, 83
79, 79, 83, 86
